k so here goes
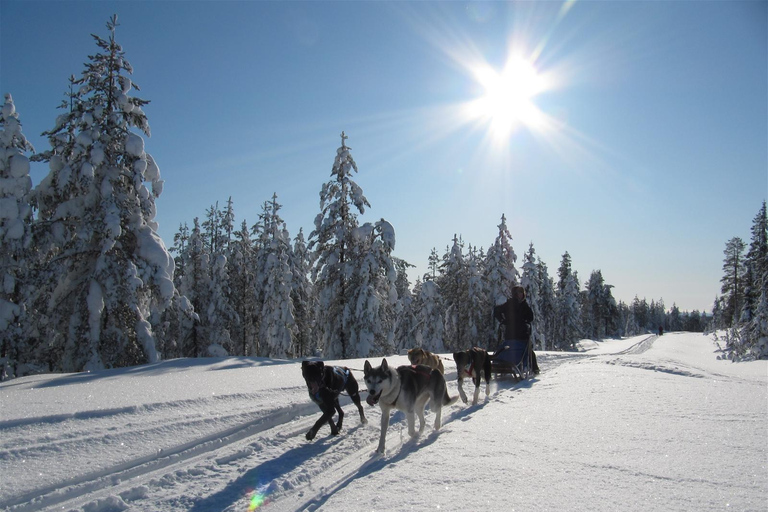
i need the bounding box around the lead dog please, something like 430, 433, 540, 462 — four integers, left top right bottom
364, 358, 458, 454
453, 347, 491, 405
302, 360, 367, 440
407, 347, 445, 374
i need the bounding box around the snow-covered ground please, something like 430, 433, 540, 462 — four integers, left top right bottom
1, 332, 765, 512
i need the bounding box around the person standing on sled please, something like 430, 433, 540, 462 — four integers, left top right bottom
493, 285, 540, 375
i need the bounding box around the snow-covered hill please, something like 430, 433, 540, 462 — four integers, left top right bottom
1, 333, 765, 512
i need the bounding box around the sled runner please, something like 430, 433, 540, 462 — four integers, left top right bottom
490, 339, 533, 381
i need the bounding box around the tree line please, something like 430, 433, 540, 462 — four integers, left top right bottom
0, 16, 725, 380
712, 201, 768, 360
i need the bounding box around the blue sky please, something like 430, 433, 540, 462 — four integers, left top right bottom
1, 0, 766, 313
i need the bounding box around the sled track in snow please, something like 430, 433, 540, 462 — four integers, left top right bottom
5, 366, 559, 512
617, 334, 658, 355
2, 402, 317, 512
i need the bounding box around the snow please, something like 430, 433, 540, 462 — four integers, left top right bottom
0, 332, 765, 512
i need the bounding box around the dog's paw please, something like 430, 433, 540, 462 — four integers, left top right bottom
361, 417, 368, 425
305, 430, 316, 441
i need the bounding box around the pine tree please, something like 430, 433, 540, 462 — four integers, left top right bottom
0, 94, 35, 379
344, 218, 398, 357
584, 270, 616, 339
440, 234, 471, 352
740, 202, 768, 358
721, 237, 746, 326
170, 222, 190, 288
255, 194, 296, 357
290, 228, 315, 357
521, 244, 543, 349
536, 256, 557, 350
178, 218, 209, 357
392, 258, 417, 353
413, 277, 446, 353
555, 252, 581, 349
31, 16, 175, 371
741, 202, 767, 324
309, 132, 371, 359
228, 220, 258, 355
484, 214, 519, 307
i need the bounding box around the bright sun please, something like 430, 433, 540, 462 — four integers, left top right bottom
467, 56, 549, 142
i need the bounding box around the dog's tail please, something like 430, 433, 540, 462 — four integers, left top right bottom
442, 386, 459, 406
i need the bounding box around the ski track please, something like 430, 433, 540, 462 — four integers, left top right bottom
3, 347, 645, 512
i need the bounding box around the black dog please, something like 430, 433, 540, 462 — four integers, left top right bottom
452, 347, 491, 405
301, 360, 367, 440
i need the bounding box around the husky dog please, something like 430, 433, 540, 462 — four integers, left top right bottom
407, 347, 445, 374
364, 358, 458, 454
302, 361, 367, 440
453, 347, 491, 405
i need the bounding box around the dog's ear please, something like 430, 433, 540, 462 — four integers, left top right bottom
381, 358, 388, 371
364, 360, 371, 374
302, 360, 309, 369
317, 360, 324, 368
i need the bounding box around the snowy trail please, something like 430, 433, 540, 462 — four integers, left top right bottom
3, 401, 315, 511
2, 334, 765, 512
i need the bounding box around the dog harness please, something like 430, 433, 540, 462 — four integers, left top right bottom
311, 366, 350, 402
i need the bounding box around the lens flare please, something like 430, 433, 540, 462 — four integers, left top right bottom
247, 485, 270, 510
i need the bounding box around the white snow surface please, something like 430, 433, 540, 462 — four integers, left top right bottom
1, 333, 765, 512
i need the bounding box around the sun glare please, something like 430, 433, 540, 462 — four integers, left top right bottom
467, 56, 550, 142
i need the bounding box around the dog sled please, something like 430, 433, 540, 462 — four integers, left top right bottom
489, 339, 534, 381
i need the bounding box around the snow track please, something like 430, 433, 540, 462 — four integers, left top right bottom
3, 401, 316, 511
5, 335, 758, 512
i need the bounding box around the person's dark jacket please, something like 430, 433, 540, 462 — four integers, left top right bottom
494, 297, 534, 341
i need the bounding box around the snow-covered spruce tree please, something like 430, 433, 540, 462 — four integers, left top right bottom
583, 270, 617, 339
483, 214, 519, 346
413, 277, 446, 353
170, 222, 190, 288
309, 132, 371, 359
31, 16, 174, 371
290, 228, 316, 357
229, 219, 258, 356
737, 201, 768, 358
199, 201, 238, 355
521, 243, 544, 350
206, 251, 238, 356
391, 257, 417, 353
720, 237, 746, 327
177, 218, 210, 357
439, 235, 474, 352
555, 251, 582, 350
344, 219, 398, 357
253, 193, 296, 358
741, 203, 767, 321
465, 244, 490, 346
394, 273, 419, 354
535, 256, 557, 350
0, 94, 35, 379
484, 214, 519, 306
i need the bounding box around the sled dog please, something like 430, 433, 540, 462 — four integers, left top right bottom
364, 358, 458, 454
407, 347, 445, 374
453, 347, 491, 405
302, 360, 367, 440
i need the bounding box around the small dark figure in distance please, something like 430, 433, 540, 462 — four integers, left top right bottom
302, 360, 367, 440
493, 285, 540, 375
658, 326, 664, 336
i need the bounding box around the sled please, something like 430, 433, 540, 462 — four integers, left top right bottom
489, 340, 533, 381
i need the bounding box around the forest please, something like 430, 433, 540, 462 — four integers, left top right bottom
1, 17, 766, 379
